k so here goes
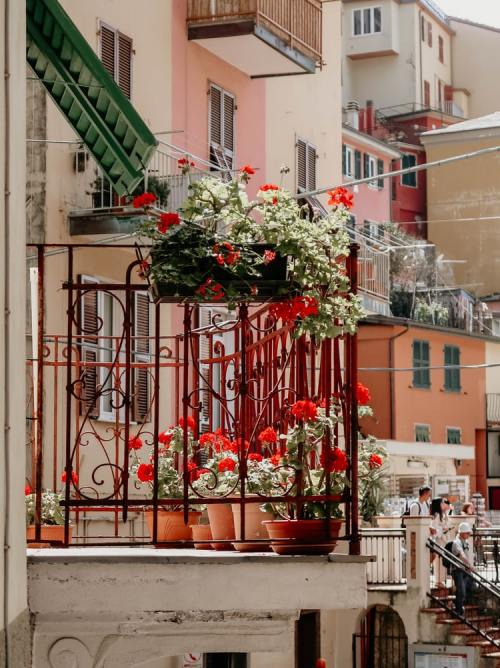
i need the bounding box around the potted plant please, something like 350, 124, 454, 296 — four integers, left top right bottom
25, 485, 69, 545
131, 420, 202, 544
135, 168, 364, 341
359, 437, 389, 526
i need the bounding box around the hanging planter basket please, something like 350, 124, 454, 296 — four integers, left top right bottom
151, 244, 292, 304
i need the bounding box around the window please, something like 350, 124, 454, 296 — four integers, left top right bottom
206, 655, 247, 668
297, 137, 317, 192
421, 15, 426, 41
415, 424, 431, 443
447, 428, 461, 445
364, 220, 383, 240
427, 21, 433, 47
377, 158, 384, 189
413, 339, 430, 388
353, 7, 382, 36
343, 144, 353, 177
99, 22, 133, 98
364, 153, 378, 189
347, 214, 356, 233
77, 276, 150, 422
439, 36, 444, 63
401, 154, 417, 188
444, 345, 461, 391
487, 432, 500, 477
424, 80, 431, 108
209, 83, 235, 180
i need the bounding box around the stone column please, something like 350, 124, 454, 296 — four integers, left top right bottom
404, 517, 432, 607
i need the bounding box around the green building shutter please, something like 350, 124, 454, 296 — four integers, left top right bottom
26, 0, 157, 196
413, 340, 430, 388
444, 345, 461, 391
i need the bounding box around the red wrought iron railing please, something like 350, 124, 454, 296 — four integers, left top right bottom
26, 243, 359, 552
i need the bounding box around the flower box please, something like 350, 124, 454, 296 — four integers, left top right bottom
151, 244, 291, 304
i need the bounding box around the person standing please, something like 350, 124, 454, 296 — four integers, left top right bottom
451, 522, 475, 616
430, 497, 450, 586
409, 485, 432, 516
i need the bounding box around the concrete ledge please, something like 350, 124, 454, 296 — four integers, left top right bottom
27, 546, 375, 564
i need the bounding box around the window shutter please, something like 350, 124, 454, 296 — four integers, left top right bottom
363, 153, 370, 178
307, 144, 317, 191
100, 24, 116, 79
354, 150, 362, 179
428, 22, 432, 47
297, 139, 307, 192
209, 85, 222, 147
377, 159, 384, 189
78, 276, 99, 418
342, 144, 347, 176
117, 32, 132, 99
413, 340, 430, 388
222, 92, 235, 160
444, 345, 460, 391
132, 293, 150, 423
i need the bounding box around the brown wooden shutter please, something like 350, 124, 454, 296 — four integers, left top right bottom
132, 292, 150, 423
78, 276, 99, 418
307, 143, 317, 191
209, 85, 222, 147
297, 139, 307, 192
117, 32, 133, 99
100, 24, 116, 80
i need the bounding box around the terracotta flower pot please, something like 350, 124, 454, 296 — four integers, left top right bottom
26, 524, 71, 546
264, 519, 343, 555
207, 504, 235, 551
145, 510, 201, 545
190, 524, 213, 550
231, 503, 273, 552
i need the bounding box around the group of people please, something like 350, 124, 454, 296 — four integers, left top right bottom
408, 485, 484, 616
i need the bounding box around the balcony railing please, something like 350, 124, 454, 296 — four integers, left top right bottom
361, 528, 406, 587
487, 394, 500, 426
187, 0, 322, 72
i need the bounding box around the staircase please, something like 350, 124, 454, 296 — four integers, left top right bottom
425, 541, 500, 666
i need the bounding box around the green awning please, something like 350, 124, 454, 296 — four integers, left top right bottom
26, 0, 157, 196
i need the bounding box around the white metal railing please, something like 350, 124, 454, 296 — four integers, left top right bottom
443, 100, 465, 119
357, 238, 390, 302
361, 528, 407, 586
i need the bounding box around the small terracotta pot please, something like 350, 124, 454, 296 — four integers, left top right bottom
190, 524, 213, 550
26, 524, 71, 546
207, 504, 235, 550
145, 510, 201, 545
264, 519, 343, 555
231, 503, 273, 552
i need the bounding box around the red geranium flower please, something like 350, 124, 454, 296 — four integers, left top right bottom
263, 250, 276, 265
258, 426, 278, 444
356, 382, 371, 406
270, 296, 319, 325
61, 470, 79, 485
158, 430, 173, 447
369, 454, 383, 469
137, 463, 154, 482
240, 165, 255, 175
229, 437, 250, 454
157, 212, 180, 234
218, 457, 237, 473
269, 454, 281, 466
133, 192, 157, 209
128, 435, 143, 451
260, 184, 280, 192
178, 157, 195, 169
25, 484, 32, 496
179, 416, 196, 431
137, 260, 150, 279
327, 187, 354, 210
248, 452, 263, 462
291, 399, 318, 422
196, 278, 225, 302
320, 447, 348, 473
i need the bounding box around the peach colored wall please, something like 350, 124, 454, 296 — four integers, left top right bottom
342, 135, 394, 225
359, 323, 486, 447
171, 0, 266, 200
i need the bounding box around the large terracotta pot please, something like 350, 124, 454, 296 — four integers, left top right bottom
145, 510, 201, 545
207, 504, 235, 551
231, 503, 273, 552
26, 524, 71, 546
264, 519, 343, 555
375, 515, 403, 529
190, 524, 213, 550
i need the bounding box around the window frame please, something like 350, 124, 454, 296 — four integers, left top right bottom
352, 6, 382, 36
366, 154, 378, 190
98, 20, 133, 99
438, 35, 444, 63
427, 21, 433, 47
424, 80, 431, 108
446, 427, 462, 445
415, 423, 431, 443
208, 82, 236, 179
296, 136, 317, 193
343, 145, 354, 178
444, 344, 461, 392
412, 339, 431, 389
401, 153, 418, 188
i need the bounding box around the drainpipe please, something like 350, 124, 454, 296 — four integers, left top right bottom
418, 10, 423, 106
389, 324, 410, 439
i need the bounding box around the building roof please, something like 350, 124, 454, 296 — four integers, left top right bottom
342, 124, 402, 158
449, 15, 500, 35
360, 314, 500, 343
421, 112, 500, 138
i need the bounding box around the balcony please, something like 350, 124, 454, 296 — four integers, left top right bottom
186, 0, 322, 76
487, 394, 500, 426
